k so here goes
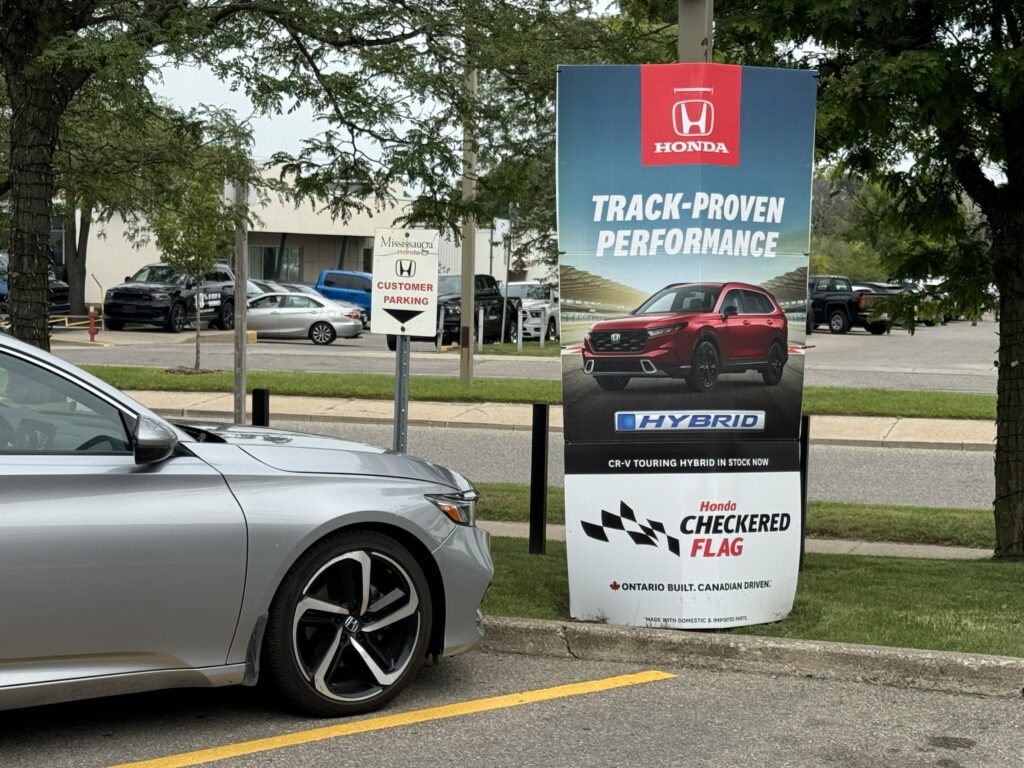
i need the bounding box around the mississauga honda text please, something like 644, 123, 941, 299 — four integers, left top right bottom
582, 282, 788, 392
0, 333, 492, 717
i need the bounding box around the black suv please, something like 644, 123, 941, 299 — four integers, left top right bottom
104, 263, 237, 333
0, 251, 71, 317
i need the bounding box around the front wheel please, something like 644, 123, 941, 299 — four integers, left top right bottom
867, 322, 887, 335
828, 310, 850, 334
164, 303, 186, 333
386, 334, 397, 352
761, 341, 786, 385
505, 315, 519, 344
216, 300, 235, 331
262, 531, 432, 717
686, 340, 720, 392
546, 319, 558, 341
309, 321, 336, 345
105, 319, 125, 331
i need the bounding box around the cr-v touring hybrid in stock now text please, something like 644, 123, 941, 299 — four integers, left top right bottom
582, 282, 788, 392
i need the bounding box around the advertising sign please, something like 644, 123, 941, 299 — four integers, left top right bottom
371, 229, 439, 337
557, 63, 816, 628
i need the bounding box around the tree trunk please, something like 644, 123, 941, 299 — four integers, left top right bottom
65, 203, 92, 316
6, 81, 61, 351
991, 215, 1024, 560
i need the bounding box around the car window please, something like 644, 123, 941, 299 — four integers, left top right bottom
720, 290, 744, 314
742, 290, 774, 314
0, 352, 132, 453
250, 295, 280, 309
835, 278, 852, 291
281, 296, 314, 309
813, 279, 830, 291
354, 277, 371, 292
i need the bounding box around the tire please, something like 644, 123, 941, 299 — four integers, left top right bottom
386, 334, 397, 352
828, 310, 850, 334
309, 321, 337, 345
546, 319, 558, 342
867, 322, 887, 335
216, 300, 234, 331
505, 316, 519, 344
263, 530, 432, 718
686, 339, 720, 392
105, 319, 125, 331
761, 341, 786, 385
595, 376, 628, 391
164, 303, 186, 333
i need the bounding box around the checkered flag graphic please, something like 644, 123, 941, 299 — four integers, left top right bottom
581, 501, 681, 557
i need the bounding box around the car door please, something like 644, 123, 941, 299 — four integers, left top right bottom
741, 289, 781, 359
247, 294, 282, 336
0, 349, 247, 688
278, 295, 318, 336
476, 276, 502, 339
716, 288, 749, 361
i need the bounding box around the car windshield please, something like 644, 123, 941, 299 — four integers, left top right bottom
634, 285, 719, 314
504, 284, 533, 299
129, 265, 187, 285
526, 285, 550, 300
438, 275, 461, 294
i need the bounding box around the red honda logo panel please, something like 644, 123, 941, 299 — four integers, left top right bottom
640, 63, 742, 167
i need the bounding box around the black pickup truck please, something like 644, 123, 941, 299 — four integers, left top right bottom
808, 275, 890, 335
385, 273, 522, 350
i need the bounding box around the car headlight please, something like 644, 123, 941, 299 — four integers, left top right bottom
647, 323, 687, 337
443, 303, 460, 315
151, 293, 171, 303
426, 489, 478, 526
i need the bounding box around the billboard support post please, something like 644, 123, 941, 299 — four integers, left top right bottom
393, 335, 410, 453
529, 403, 549, 554
799, 413, 810, 571
677, 0, 714, 62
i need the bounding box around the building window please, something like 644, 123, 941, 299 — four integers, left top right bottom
249, 245, 301, 282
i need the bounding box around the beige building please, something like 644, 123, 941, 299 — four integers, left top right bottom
74, 186, 549, 305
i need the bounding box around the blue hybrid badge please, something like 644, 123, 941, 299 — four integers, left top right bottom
615, 411, 766, 431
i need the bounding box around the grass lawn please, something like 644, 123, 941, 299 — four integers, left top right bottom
483, 538, 1024, 658
446, 342, 561, 357
476, 483, 994, 550
83, 366, 563, 405
83, 365, 995, 419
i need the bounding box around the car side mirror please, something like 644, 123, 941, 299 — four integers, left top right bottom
133, 416, 178, 465
722, 305, 739, 318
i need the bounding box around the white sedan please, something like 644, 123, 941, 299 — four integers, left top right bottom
247, 293, 362, 345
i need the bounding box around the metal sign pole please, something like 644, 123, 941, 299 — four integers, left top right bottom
232, 181, 248, 424
393, 334, 411, 453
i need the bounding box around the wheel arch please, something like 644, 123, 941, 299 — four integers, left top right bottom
242, 518, 448, 684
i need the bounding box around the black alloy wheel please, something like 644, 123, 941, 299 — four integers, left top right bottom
762, 341, 786, 385
218, 300, 235, 331
263, 531, 432, 717
164, 303, 186, 333
310, 321, 337, 345
686, 340, 720, 392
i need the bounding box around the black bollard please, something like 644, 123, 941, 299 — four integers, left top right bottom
529, 403, 549, 554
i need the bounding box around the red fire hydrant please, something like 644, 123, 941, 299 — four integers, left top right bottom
88, 306, 96, 342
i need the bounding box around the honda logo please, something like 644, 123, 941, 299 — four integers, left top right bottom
672, 88, 713, 137
343, 615, 361, 633
610, 333, 621, 343
396, 259, 416, 277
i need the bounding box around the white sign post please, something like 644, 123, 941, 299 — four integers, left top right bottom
372, 229, 439, 453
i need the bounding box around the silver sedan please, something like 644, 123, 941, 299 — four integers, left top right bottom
0, 332, 492, 716
248, 292, 362, 344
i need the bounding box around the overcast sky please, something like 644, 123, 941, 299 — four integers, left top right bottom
153, 63, 325, 161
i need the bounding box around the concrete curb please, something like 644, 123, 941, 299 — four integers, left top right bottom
481, 617, 1024, 699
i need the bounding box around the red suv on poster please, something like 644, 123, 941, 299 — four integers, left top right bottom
582, 282, 788, 392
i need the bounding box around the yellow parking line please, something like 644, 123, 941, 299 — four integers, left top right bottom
107, 670, 675, 768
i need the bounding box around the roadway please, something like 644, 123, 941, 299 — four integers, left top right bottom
3, 652, 1019, 768
52, 316, 1000, 393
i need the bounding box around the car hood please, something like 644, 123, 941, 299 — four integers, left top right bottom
179, 422, 468, 489
110, 282, 183, 294
589, 312, 699, 331
521, 298, 552, 309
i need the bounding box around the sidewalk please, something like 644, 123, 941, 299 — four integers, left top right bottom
477, 521, 993, 560
128, 389, 996, 451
